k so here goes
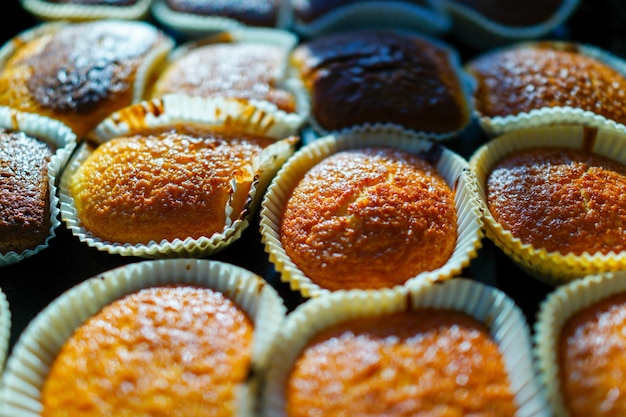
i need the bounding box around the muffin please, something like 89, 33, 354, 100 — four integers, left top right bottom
289, 0, 451, 38
0, 109, 76, 267
260, 127, 483, 297
469, 125, 626, 284
60, 95, 300, 258
443, 0, 581, 49
148, 28, 301, 115
20, 0, 152, 21
151, 0, 290, 38
0, 20, 174, 137
0, 259, 286, 416
535, 270, 626, 417
465, 41, 626, 136
291, 29, 473, 140
262, 278, 548, 416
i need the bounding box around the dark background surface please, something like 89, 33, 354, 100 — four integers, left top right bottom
1, 0, 623, 353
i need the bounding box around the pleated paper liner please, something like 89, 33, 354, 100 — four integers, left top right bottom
20, 0, 152, 21
466, 41, 626, 138
262, 278, 550, 416
469, 125, 626, 285
150, 0, 292, 40
289, 0, 451, 38
259, 125, 484, 299
0, 258, 287, 417
0, 109, 77, 267
442, 0, 581, 50
59, 95, 302, 258
0, 287, 10, 375
534, 270, 626, 417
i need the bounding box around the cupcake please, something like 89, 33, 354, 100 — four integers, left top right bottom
147, 28, 306, 117
151, 0, 291, 39
289, 0, 451, 38
0, 20, 174, 137
59, 95, 301, 258
0, 259, 286, 417
469, 125, 626, 284
290, 29, 474, 140
0, 109, 77, 267
262, 278, 548, 416
20, 0, 152, 21
443, 0, 581, 49
260, 126, 483, 297
465, 41, 626, 136
535, 270, 626, 417
0, 287, 10, 374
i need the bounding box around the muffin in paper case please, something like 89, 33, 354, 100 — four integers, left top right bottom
288, 0, 451, 38
59, 94, 302, 258
0, 258, 286, 417
442, 0, 581, 50
534, 270, 626, 417
469, 125, 626, 285
465, 40, 626, 138
261, 278, 550, 416
20, 0, 152, 21
0, 109, 77, 267
0, 287, 10, 375
259, 125, 484, 298
151, 0, 292, 39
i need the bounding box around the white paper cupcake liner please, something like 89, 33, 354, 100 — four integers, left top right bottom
0, 287, 10, 376
0, 258, 287, 417
260, 125, 484, 298
262, 278, 550, 416
59, 95, 300, 258
469, 125, 626, 285
0, 109, 77, 267
443, 0, 581, 50
534, 270, 626, 417
289, 0, 451, 38
20, 0, 152, 21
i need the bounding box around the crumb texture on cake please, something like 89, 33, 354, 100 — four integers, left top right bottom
559, 291, 626, 417
467, 44, 626, 124
150, 43, 296, 112
0, 129, 54, 253
487, 147, 626, 255
280, 147, 457, 291
286, 309, 517, 416
70, 124, 273, 244
41, 285, 254, 417
291, 30, 470, 133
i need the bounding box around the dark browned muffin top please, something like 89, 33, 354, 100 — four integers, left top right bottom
467, 43, 626, 123
43, 0, 139, 5
165, 0, 280, 26
292, 30, 469, 133
0, 129, 56, 253
25, 21, 159, 115
448, 0, 564, 26
292, 0, 426, 23
487, 147, 626, 255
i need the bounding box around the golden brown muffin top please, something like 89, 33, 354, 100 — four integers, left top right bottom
0, 21, 166, 136
41, 285, 254, 417
151, 43, 296, 112
291, 30, 470, 133
165, 0, 280, 26
70, 124, 274, 244
447, 0, 564, 26
0, 129, 55, 253
559, 291, 626, 417
280, 147, 457, 291
292, 0, 427, 23
286, 308, 517, 416
467, 43, 626, 124
487, 147, 626, 255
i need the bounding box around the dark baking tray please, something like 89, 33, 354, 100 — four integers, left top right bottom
0, 0, 621, 354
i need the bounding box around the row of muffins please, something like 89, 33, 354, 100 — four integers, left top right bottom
19, 0, 582, 50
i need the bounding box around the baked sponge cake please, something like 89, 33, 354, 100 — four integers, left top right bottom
291, 30, 472, 138
0, 20, 173, 137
